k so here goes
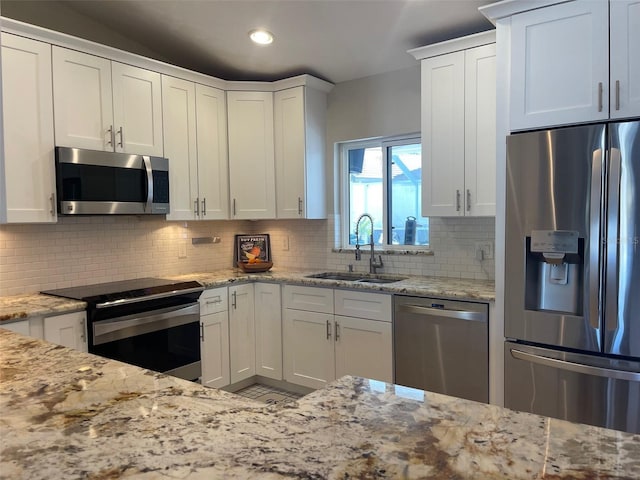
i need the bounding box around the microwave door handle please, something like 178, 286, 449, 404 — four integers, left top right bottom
142, 156, 153, 212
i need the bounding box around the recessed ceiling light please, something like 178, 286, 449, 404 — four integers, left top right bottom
249, 29, 274, 45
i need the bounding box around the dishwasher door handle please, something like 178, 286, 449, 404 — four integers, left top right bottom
397, 304, 486, 322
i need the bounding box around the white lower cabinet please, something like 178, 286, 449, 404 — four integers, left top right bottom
229, 284, 256, 383
254, 283, 283, 380
43, 312, 88, 352
2, 320, 32, 336
283, 285, 393, 390
333, 315, 392, 382
283, 308, 335, 389
200, 287, 230, 388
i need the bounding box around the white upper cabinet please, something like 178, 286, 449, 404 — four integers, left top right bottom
52, 47, 163, 155
416, 35, 496, 217
195, 84, 229, 220
509, 0, 629, 130
1, 33, 57, 223
274, 86, 327, 219
464, 44, 497, 216
227, 91, 276, 219
162, 75, 198, 221
610, 0, 640, 120
163, 78, 229, 221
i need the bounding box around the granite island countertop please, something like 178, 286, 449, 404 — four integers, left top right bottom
0, 269, 494, 323
1, 329, 638, 479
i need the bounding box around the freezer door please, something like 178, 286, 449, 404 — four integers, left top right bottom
604, 121, 640, 358
505, 342, 640, 434
505, 124, 606, 352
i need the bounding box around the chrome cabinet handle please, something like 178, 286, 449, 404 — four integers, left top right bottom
231, 291, 237, 309
194, 198, 200, 216
456, 190, 461, 211
615, 80, 620, 111
335, 321, 340, 341
106, 125, 114, 147
298, 197, 303, 215
200, 323, 204, 341
202, 198, 206, 216
49, 193, 56, 216
205, 297, 222, 305
233, 199, 236, 216
466, 189, 471, 212
598, 82, 603, 112
326, 320, 332, 340
117, 126, 124, 148
80, 318, 87, 342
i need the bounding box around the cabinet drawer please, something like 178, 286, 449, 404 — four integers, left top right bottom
283, 285, 333, 313
334, 290, 392, 322
199, 287, 228, 315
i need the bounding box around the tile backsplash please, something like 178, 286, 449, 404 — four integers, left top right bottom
0, 215, 494, 296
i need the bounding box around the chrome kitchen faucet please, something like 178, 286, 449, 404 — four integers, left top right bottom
354, 213, 383, 274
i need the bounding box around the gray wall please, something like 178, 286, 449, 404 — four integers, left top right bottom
325, 65, 421, 212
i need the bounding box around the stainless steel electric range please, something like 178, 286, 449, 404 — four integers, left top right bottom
42, 278, 204, 381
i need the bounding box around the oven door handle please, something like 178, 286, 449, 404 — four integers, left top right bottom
93, 303, 199, 346
95, 286, 204, 308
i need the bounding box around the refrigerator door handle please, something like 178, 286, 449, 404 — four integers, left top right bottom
589, 148, 604, 330
605, 147, 622, 335
510, 348, 640, 382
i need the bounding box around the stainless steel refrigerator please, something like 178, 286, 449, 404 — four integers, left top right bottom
505, 120, 640, 434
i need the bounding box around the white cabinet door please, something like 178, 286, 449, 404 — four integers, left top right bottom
464, 43, 496, 216
229, 284, 255, 383
195, 84, 229, 220
283, 308, 335, 390
52, 46, 113, 151
274, 86, 327, 219
227, 91, 276, 219
111, 62, 163, 156
1, 33, 56, 223
254, 283, 282, 380
274, 87, 305, 218
2, 320, 31, 336
334, 290, 392, 322
509, 0, 609, 130
420, 51, 465, 217
43, 312, 87, 352
610, 0, 640, 119
162, 75, 198, 221
334, 316, 392, 383
201, 311, 230, 389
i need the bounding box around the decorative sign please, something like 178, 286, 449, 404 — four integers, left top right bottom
234, 234, 271, 264
530, 230, 579, 254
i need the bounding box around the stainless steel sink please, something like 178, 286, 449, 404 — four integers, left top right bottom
305, 272, 406, 284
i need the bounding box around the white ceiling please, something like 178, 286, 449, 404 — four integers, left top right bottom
2, 0, 495, 84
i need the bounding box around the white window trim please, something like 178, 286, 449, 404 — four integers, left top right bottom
339, 133, 426, 250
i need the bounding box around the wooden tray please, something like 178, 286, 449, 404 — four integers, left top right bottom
237, 261, 273, 273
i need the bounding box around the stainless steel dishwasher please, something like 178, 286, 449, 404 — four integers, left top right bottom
394, 296, 489, 403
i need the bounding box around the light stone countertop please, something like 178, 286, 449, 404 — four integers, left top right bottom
0, 269, 494, 324
1, 328, 638, 479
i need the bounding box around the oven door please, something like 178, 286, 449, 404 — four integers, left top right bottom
91, 302, 201, 381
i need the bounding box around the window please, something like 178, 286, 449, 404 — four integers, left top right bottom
341, 134, 428, 247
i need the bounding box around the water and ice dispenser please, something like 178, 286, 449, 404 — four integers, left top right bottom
524, 230, 584, 316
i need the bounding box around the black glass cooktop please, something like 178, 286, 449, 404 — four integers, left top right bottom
41, 278, 202, 304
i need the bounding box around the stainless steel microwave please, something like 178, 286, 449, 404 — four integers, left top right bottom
55, 147, 170, 215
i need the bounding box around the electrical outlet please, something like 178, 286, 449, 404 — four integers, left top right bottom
474, 241, 494, 261
178, 241, 187, 259
282, 236, 290, 251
